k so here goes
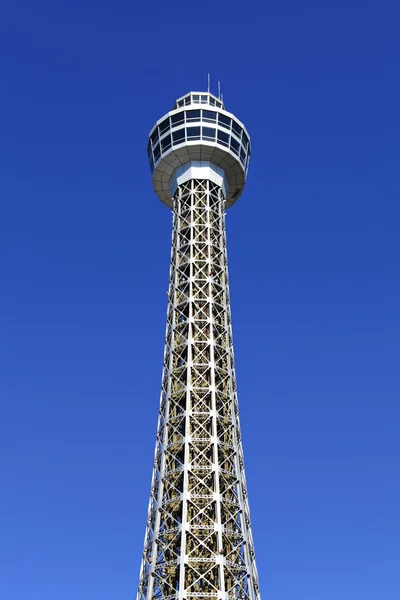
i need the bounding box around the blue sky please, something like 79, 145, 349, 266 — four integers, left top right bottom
1, 1, 399, 599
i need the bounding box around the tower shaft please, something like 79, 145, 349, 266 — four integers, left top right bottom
137, 179, 260, 600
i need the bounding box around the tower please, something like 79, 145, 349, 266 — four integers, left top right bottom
138, 91, 260, 600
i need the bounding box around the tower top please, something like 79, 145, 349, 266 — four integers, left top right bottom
173, 91, 225, 111
147, 91, 251, 209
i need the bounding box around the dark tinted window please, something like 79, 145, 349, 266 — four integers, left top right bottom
242, 132, 249, 149
240, 146, 246, 164
161, 134, 171, 151
151, 129, 158, 145
202, 126, 216, 140
171, 112, 185, 127
187, 126, 201, 140
203, 110, 216, 123
153, 143, 161, 161
186, 109, 201, 122
218, 114, 231, 129
172, 128, 185, 144
232, 120, 242, 137
159, 118, 170, 135
230, 137, 239, 155
217, 130, 229, 147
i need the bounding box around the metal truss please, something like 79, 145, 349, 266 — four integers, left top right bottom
137, 179, 260, 600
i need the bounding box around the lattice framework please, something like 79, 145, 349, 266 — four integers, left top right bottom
137, 180, 260, 600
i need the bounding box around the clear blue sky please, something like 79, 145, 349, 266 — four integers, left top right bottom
1, 1, 399, 599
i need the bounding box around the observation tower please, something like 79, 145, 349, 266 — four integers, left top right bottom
138, 91, 261, 600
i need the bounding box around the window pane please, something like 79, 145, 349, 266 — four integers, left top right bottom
171, 112, 185, 127
218, 114, 231, 129
200, 95, 208, 104
217, 129, 229, 147
159, 118, 170, 135
147, 140, 152, 160
193, 94, 200, 103
232, 120, 242, 137
186, 109, 201, 122
184, 96, 191, 105
242, 132, 249, 149
210, 97, 216, 106
154, 143, 161, 160
230, 137, 240, 154
202, 126, 216, 140
187, 126, 201, 140
240, 146, 246, 164
151, 128, 158, 145
172, 128, 185, 144
202, 110, 216, 123
161, 134, 171, 151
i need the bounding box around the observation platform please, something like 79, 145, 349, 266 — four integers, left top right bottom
147, 91, 251, 209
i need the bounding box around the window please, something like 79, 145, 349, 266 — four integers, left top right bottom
242, 132, 249, 149
217, 129, 229, 147
202, 126, 216, 141
187, 126, 201, 140
159, 118, 170, 136
186, 109, 201, 122
210, 97, 216, 106
149, 155, 154, 171
230, 137, 239, 155
147, 141, 152, 161
202, 110, 216, 123
218, 114, 231, 130
153, 143, 161, 161
192, 94, 200, 103
151, 129, 158, 145
184, 96, 191, 106
161, 134, 171, 151
171, 112, 185, 127
200, 95, 208, 104
232, 120, 242, 138
172, 128, 185, 144
240, 146, 246, 165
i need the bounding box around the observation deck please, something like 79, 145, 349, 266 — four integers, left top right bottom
147, 91, 251, 209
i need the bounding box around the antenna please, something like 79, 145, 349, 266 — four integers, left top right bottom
207, 73, 210, 93
218, 81, 221, 99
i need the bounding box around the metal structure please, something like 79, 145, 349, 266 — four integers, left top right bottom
138, 91, 260, 600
